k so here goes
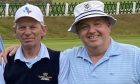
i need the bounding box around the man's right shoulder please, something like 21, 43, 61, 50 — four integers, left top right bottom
60, 46, 84, 58
62, 46, 82, 53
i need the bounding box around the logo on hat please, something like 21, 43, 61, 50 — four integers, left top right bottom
84, 3, 91, 11
23, 7, 32, 14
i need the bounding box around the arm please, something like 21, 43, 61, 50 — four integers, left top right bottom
0, 45, 19, 63
58, 49, 71, 84
0, 45, 19, 84
0, 58, 5, 84
137, 48, 140, 82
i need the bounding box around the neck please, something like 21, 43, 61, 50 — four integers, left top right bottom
87, 39, 111, 64
22, 44, 41, 59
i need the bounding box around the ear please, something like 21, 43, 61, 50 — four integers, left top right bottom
41, 25, 47, 37
13, 24, 17, 37
108, 24, 111, 33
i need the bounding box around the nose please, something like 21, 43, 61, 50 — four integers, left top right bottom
88, 25, 96, 33
24, 27, 32, 35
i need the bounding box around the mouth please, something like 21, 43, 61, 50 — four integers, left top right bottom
23, 38, 33, 42
87, 34, 99, 40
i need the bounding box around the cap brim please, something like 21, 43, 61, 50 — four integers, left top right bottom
15, 15, 41, 23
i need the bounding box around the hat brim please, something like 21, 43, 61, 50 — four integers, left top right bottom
68, 13, 117, 33
15, 15, 42, 23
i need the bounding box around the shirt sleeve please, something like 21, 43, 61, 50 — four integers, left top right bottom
136, 48, 140, 82
0, 58, 5, 84
58, 49, 72, 84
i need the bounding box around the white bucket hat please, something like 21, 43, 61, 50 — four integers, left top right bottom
15, 3, 44, 24
68, 0, 117, 33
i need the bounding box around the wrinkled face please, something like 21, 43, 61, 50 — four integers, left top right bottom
76, 17, 111, 49
14, 17, 46, 48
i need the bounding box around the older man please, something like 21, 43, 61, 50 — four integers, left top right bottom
0, 4, 60, 84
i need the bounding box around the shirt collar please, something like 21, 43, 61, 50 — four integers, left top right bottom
76, 39, 121, 60
14, 43, 50, 62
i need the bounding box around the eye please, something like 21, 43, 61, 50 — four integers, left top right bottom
18, 26, 26, 31
94, 22, 101, 28
30, 26, 37, 29
94, 23, 100, 26
79, 24, 89, 30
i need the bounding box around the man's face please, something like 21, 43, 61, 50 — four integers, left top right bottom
14, 17, 46, 48
76, 17, 111, 49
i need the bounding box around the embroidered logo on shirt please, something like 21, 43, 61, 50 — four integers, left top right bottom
38, 73, 52, 81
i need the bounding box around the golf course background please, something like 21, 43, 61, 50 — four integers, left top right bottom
53, 0, 139, 3
0, 0, 140, 50
0, 14, 140, 50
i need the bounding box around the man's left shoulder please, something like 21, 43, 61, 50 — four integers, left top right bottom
117, 42, 140, 51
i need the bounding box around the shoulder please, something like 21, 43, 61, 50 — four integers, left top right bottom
116, 42, 140, 57
47, 48, 60, 54
115, 41, 140, 52
61, 46, 84, 55
60, 46, 84, 61
111, 39, 139, 51
47, 48, 60, 59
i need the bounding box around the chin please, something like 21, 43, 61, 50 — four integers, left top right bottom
87, 42, 101, 47
23, 43, 34, 48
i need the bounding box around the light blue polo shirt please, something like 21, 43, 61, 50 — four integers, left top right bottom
0, 59, 5, 84
59, 39, 140, 84
0, 35, 4, 84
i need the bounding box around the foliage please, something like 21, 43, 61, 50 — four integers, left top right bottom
52, 0, 139, 3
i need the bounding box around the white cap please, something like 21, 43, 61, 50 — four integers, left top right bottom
15, 4, 44, 24
68, 0, 117, 33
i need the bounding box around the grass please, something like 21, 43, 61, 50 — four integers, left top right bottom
3, 38, 82, 51
113, 36, 140, 47
3, 36, 140, 51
